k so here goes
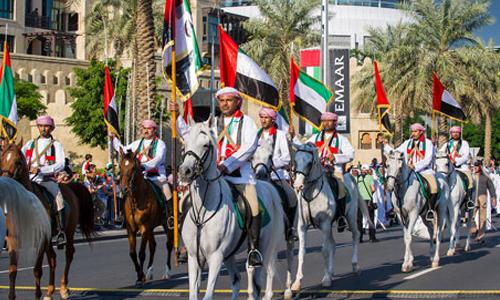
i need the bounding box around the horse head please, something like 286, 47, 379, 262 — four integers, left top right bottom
0, 139, 29, 181
435, 151, 452, 175
252, 138, 274, 180
178, 118, 217, 184
119, 148, 141, 195
293, 143, 320, 192
385, 150, 405, 192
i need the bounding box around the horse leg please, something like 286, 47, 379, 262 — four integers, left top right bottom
42, 243, 57, 300
127, 228, 143, 285
33, 247, 45, 300
8, 248, 17, 300
145, 231, 156, 281
464, 208, 473, 252
205, 251, 224, 300
187, 254, 201, 300
402, 211, 418, 273
447, 203, 459, 256
246, 262, 262, 300
283, 240, 294, 299
161, 223, 174, 279
320, 221, 334, 287
348, 206, 361, 275
224, 256, 241, 300
60, 235, 74, 300
291, 219, 306, 292
138, 232, 148, 284
263, 254, 276, 300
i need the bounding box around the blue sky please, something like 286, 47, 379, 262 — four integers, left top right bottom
476, 1, 500, 45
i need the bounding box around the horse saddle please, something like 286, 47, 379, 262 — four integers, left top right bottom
456, 170, 470, 191
145, 179, 166, 210
229, 185, 270, 231
325, 175, 348, 221
414, 174, 440, 213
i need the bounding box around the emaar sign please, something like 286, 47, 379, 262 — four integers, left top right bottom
329, 48, 350, 134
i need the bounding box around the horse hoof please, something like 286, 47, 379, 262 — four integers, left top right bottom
446, 249, 455, 256
291, 281, 301, 293
43, 296, 53, 300
135, 280, 145, 287
402, 265, 412, 273
352, 263, 361, 275
464, 245, 471, 252
283, 289, 293, 299
60, 290, 70, 300
432, 261, 439, 268
162, 273, 171, 280
321, 278, 332, 287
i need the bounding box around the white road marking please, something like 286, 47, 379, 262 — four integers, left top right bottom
403, 267, 441, 280
495, 244, 500, 248
0, 264, 49, 274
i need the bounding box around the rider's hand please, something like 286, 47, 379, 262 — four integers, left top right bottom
30, 167, 40, 174
492, 197, 497, 209
217, 164, 228, 175
408, 161, 415, 170
288, 126, 295, 138
168, 101, 179, 114
327, 152, 335, 163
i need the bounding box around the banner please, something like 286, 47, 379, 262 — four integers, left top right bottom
329, 48, 350, 133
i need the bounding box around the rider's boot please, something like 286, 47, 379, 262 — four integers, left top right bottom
248, 215, 263, 268
425, 193, 438, 221
337, 196, 348, 232
56, 210, 66, 249
285, 205, 298, 242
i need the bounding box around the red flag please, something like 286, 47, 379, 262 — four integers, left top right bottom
183, 98, 194, 122
103, 66, 120, 138
374, 61, 392, 133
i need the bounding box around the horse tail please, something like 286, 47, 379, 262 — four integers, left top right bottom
68, 182, 97, 242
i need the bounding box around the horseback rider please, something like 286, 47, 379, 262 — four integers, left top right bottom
384, 123, 439, 220
292, 112, 353, 231
21, 115, 66, 247
256, 107, 297, 240
439, 126, 473, 204
171, 87, 264, 267
110, 120, 173, 225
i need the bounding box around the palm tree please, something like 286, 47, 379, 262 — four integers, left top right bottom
353, 0, 493, 146
241, 0, 320, 111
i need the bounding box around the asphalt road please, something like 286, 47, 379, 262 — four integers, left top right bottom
2, 216, 500, 299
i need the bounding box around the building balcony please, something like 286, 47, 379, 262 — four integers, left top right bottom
25, 13, 78, 32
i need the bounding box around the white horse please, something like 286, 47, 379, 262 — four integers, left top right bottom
178, 119, 288, 300
435, 151, 473, 254
0, 176, 52, 300
291, 143, 370, 291
251, 137, 296, 295
385, 151, 449, 272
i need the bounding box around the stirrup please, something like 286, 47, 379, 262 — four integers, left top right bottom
56, 231, 66, 249
167, 216, 175, 230
286, 227, 298, 242
248, 249, 263, 267
425, 210, 436, 222
337, 216, 348, 232
466, 200, 475, 210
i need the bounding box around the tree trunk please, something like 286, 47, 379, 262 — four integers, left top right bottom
484, 111, 492, 164
393, 102, 403, 145
135, 0, 157, 133
437, 115, 447, 148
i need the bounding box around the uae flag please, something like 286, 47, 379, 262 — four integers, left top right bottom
432, 73, 466, 121
163, 0, 204, 101
374, 61, 392, 133
0, 41, 18, 141
219, 25, 280, 109
103, 65, 120, 138
290, 57, 333, 130
275, 106, 289, 132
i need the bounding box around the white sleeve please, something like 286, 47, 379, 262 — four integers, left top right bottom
414, 140, 434, 172
455, 140, 470, 166
272, 131, 291, 169
222, 117, 258, 173
334, 135, 354, 164
142, 140, 166, 171
39, 142, 65, 175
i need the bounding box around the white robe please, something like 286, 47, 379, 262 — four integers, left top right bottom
258, 129, 291, 181
22, 137, 65, 182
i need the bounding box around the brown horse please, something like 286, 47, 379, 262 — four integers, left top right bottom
119, 149, 174, 285
0, 141, 95, 300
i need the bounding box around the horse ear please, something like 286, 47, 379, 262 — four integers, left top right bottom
119, 147, 125, 158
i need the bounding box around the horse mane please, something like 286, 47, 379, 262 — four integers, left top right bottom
0, 177, 51, 266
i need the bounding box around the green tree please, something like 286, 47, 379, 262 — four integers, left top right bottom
13, 78, 46, 120
242, 0, 320, 108
66, 60, 129, 149
353, 0, 493, 146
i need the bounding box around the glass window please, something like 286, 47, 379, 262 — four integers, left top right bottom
0, 35, 14, 51
0, 0, 14, 19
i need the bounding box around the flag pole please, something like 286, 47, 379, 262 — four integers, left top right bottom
171, 41, 180, 258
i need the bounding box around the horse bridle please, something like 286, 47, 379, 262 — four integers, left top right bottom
0, 148, 24, 180
182, 132, 223, 183
121, 155, 139, 198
